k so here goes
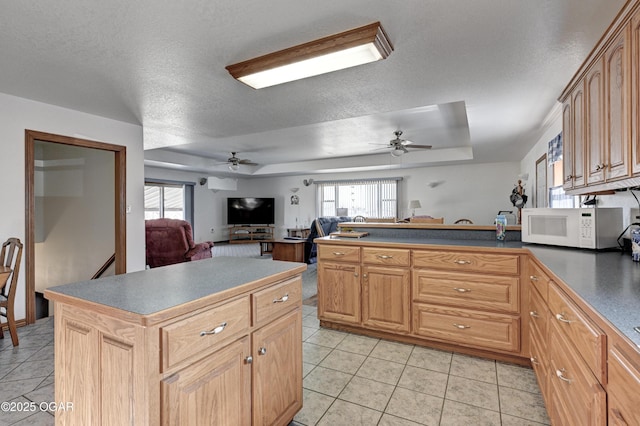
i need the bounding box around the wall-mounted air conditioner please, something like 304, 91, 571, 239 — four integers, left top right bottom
207, 177, 237, 191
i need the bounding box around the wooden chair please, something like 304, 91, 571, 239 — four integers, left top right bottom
454, 218, 474, 224
0, 238, 23, 346
353, 215, 366, 222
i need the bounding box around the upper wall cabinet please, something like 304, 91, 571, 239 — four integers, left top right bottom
560, 1, 640, 193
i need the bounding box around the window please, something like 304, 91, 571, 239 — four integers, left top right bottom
316, 178, 401, 218
144, 181, 194, 224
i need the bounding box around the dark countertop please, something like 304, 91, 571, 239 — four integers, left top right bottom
45, 257, 306, 317
318, 236, 640, 346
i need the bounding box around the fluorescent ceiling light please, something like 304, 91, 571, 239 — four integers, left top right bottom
226, 22, 393, 89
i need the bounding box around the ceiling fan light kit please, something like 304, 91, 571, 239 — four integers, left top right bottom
225, 22, 393, 89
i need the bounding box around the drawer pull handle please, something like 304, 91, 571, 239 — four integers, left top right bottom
529, 275, 539, 281
530, 356, 539, 365
377, 255, 393, 259
555, 313, 573, 324
332, 252, 345, 256
200, 322, 228, 337
529, 311, 539, 318
453, 323, 471, 329
273, 294, 289, 303
258, 347, 267, 356
555, 368, 572, 383
453, 260, 471, 265
453, 288, 471, 293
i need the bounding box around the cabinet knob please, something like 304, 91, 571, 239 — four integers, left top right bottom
245, 356, 253, 364
566, 174, 574, 180
530, 356, 539, 365
529, 311, 539, 318
258, 347, 267, 356
354, 273, 359, 277
363, 273, 368, 278
529, 275, 539, 281
555, 368, 572, 383
200, 322, 228, 337
273, 294, 289, 303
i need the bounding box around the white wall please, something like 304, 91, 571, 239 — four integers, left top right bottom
146, 161, 522, 242
0, 92, 145, 323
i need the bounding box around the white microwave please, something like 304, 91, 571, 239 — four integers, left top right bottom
521, 208, 623, 249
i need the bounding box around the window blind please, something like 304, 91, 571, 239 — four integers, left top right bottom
316, 178, 401, 218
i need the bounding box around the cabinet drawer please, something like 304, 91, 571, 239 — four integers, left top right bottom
412, 250, 519, 275
413, 270, 519, 313
548, 320, 606, 426
548, 283, 606, 382
528, 283, 548, 338
317, 244, 361, 262
528, 260, 551, 302
608, 342, 640, 425
413, 303, 520, 353
363, 247, 410, 266
161, 296, 250, 371
252, 276, 302, 327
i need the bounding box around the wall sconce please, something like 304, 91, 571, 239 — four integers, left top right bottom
199, 178, 208, 186
303, 179, 314, 186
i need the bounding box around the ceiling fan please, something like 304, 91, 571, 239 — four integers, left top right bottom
217, 152, 257, 171
375, 131, 432, 157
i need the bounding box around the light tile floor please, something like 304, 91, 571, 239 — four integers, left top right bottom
0, 308, 550, 426
292, 304, 550, 426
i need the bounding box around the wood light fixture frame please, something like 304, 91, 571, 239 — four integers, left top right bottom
226, 22, 393, 89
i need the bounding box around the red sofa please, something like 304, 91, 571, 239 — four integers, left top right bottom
145, 219, 213, 268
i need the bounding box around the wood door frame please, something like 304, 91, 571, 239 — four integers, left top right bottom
24, 130, 126, 323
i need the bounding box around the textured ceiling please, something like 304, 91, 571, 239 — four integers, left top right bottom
0, 0, 626, 176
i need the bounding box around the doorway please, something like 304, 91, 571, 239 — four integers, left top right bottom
24, 130, 126, 323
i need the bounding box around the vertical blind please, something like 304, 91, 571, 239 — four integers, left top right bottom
316, 178, 401, 218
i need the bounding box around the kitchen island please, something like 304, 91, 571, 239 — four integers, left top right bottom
44, 257, 306, 425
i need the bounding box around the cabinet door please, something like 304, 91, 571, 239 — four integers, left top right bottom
362, 265, 410, 332
161, 336, 251, 426
586, 57, 606, 184
318, 261, 361, 324
572, 81, 586, 187
608, 342, 640, 425
632, 9, 640, 175
605, 24, 631, 181
562, 98, 574, 189
252, 309, 303, 426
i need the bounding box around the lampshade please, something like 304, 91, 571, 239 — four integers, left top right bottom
228, 163, 240, 172
390, 146, 405, 157
408, 200, 422, 209
226, 22, 393, 89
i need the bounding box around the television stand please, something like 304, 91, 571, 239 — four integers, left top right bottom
228, 225, 274, 244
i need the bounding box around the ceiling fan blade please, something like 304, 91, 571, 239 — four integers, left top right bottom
239, 160, 258, 165
407, 144, 433, 149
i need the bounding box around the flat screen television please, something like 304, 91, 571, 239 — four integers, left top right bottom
227, 197, 275, 225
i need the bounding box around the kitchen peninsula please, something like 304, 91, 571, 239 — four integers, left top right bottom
44, 257, 306, 425
315, 221, 640, 424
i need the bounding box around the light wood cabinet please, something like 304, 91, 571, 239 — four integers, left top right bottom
608, 338, 640, 425
605, 23, 632, 181
317, 261, 361, 324
586, 57, 606, 185
562, 81, 586, 189
547, 320, 606, 426
252, 309, 302, 426
362, 265, 411, 332
48, 268, 304, 426
162, 337, 252, 426
632, 8, 640, 174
